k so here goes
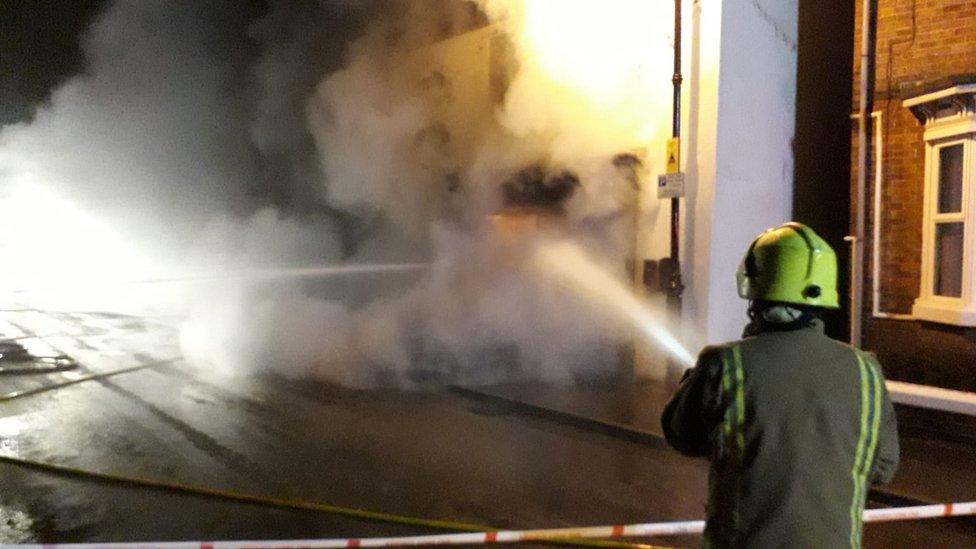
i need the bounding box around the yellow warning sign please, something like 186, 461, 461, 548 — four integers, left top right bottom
666, 137, 680, 173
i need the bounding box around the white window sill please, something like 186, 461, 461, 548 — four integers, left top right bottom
912, 298, 976, 327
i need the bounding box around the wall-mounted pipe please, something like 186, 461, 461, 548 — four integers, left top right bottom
667, 0, 685, 313
851, 0, 877, 346
868, 110, 914, 321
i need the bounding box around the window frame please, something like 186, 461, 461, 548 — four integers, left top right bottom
913, 119, 976, 325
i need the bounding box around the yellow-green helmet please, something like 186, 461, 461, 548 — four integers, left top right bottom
736, 222, 840, 309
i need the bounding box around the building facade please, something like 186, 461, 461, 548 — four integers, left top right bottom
853, 0, 976, 393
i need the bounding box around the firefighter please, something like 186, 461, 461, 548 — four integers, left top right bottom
662, 222, 899, 548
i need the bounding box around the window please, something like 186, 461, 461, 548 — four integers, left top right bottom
904, 85, 976, 325
933, 143, 965, 298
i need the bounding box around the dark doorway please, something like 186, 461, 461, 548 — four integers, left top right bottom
793, 0, 854, 341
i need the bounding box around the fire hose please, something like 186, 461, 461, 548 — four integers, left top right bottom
0, 355, 651, 548
5, 452, 972, 549
1, 328, 973, 547
0, 337, 80, 376
0, 450, 971, 549
10, 499, 973, 548
0, 355, 78, 376
0, 359, 179, 402
0, 454, 660, 549
2, 401, 974, 549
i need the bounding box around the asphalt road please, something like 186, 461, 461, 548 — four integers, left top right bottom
1, 308, 974, 548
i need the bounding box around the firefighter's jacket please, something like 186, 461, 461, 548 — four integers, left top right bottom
662, 320, 899, 548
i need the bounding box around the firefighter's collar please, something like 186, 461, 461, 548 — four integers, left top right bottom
743, 317, 825, 337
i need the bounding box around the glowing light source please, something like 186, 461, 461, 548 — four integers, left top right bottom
0, 178, 154, 287
488, 0, 672, 149
521, 0, 660, 98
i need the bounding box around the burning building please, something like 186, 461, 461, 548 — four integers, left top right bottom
370, 0, 804, 382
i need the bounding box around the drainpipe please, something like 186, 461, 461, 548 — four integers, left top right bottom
849, 0, 876, 347
869, 111, 914, 321
667, 0, 685, 313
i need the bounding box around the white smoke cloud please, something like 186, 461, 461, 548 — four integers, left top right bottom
0, 1, 261, 259
0, 0, 678, 387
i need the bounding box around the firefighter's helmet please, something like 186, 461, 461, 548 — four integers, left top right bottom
736, 222, 840, 309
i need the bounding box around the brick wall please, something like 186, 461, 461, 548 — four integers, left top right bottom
855, 0, 976, 100
852, 0, 976, 390
870, 100, 924, 314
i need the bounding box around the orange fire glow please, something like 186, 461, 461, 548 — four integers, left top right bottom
485, 0, 673, 152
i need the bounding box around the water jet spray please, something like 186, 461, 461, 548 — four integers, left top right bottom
531, 242, 694, 368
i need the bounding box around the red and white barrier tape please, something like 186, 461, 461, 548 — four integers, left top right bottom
8, 501, 974, 549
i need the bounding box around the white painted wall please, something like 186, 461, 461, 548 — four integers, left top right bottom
707, 0, 798, 343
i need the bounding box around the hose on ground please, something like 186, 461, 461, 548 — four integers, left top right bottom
0, 454, 665, 549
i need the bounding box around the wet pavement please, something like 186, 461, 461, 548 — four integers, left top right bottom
1, 308, 975, 548
0, 308, 707, 547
